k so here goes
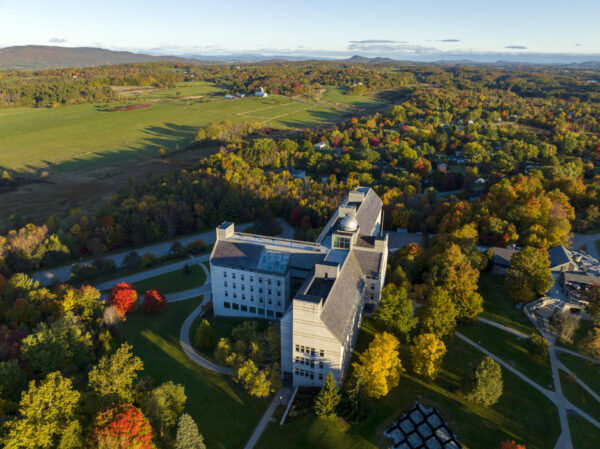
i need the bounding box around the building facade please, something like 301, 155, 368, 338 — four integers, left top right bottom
210, 187, 388, 386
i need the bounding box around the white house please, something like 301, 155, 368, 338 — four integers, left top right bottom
210, 187, 388, 386
314, 142, 328, 151
255, 87, 268, 97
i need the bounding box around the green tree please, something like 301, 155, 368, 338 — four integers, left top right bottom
421, 287, 458, 338
141, 381, 187, 438
345, 374, 370, 424
0, 360, 27, 414
175, 414, 206, 449
506, 246, 553, 302
3, 372, 81, 449
194, 319, 215, 349
463, 356, 503, 406
88, 343, 144, 406
314, 372, 341, 420
373, 284, 417, 340
527, 332, 549, 360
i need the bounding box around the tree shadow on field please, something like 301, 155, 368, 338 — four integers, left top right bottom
278, 108, 352, 129
12, 122, 202, 174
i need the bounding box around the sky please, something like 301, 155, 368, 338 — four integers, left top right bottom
1, 0, 600, 61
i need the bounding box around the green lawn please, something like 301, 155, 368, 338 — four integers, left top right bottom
119, 297, 269, 449
559, 352, 600, 395
569, 414, 600, 449
0, 93, 363, 172
132, 264, 206, 294
479, 273, 536, 335
559, 371, 600, 422
319, 86, 388, 109
459, 321, 554, 389
258, 319, 559, 449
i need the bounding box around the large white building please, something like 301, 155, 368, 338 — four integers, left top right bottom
210, 187, 388, 386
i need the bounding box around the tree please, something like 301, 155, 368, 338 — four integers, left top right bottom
214, 338, 232, 366
421, 287, 458, 338
0, 359, 28, 410
579, 327, 600, 361
194, 319, 216, 349
141, 381, 186, 438
345, 374, 370, 424
584, 283, 600, 319
410, 333, 447, 379
107, 282, 139, 315
353, 332, 404, 398
506, 246, 553, 302
59, 284, 103, 323
373, 284, 417, 340
88, 343, 144, 406
463, 356, 503, 406
3, 371, 81, 449
175, 414, 206, 449
555, 311, 580, 344
234, 359, 273, 398
501, 441, 526, 449
142, 289, 167, 313
527, 332, 549, 360
314, 372, 341, 420
20, 314, 92, 377
93, 405, 153, 449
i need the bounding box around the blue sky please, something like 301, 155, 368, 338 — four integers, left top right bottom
1, 0, 599, 59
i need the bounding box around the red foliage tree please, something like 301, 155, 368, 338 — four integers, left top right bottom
412, 157, 432, 177
501, 441, 526, 449
108, 282, 138, 315
289, 208, 301, 226
142, 289, 167, 314
93, 405, 153, 449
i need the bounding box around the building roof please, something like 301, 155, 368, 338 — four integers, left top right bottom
563, 271, 600, 286
211, 240, 264, 270
549, 245, 572, 269
491, 247, 518, 268
354, 188, 383, 236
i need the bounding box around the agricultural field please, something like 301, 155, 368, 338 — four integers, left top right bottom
0, 86, 393, 173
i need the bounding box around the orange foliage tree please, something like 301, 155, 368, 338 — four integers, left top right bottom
93, 405, 153, 449
108, 282, 138, 315
142, 289, 167, 314
501, 441, 526, 449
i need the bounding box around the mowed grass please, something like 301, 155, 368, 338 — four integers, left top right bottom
119, 297, 269, 449
257, 319, 560, 449
559, 352, 600, 395
478, 273, 536, 335
569, 414, 600, 449
559, 371, 600, 422
0, 92, 358, 172
132, 264, 207, 294
319, 86, 388, 108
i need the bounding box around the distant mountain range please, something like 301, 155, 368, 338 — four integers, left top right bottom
1, 45, 600, 70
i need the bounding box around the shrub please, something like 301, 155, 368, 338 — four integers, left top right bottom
527, 332, 549, 359
140, 252, 158, 268
194, 320, 215, 349
170, 241, 187, 257
123, 251, 141, 270
71, 264, 101, 283
186, 240, 206, 255
142, 289, 167, 314
108, 282, 138, 315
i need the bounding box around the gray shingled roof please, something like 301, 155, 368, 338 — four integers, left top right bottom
211, 241, 264, 270
354, 249, 383, 277
320, 251, 365, 342
549, 245, 572, 268
355, 189, 382, 236
563, 272, 600, 286
491, 247, 518, 268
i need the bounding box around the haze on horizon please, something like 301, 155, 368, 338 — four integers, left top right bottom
1, 0, 600, 62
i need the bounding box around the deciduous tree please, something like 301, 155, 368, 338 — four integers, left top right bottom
373, 284, 417, 340
506, 246, 553, 303
410, 333, 447, 379
421, 287, 458, 338
142, 289, 167, 314
92, 405, 153, 449
107, 282, 138, 315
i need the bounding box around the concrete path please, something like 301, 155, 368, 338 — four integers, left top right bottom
558, 361, 600, 403
31, 222, 251, 286
243, 387, 291, 449
555, 346, 600, 365
477, 317, 529, 339
549, 345, 574, 449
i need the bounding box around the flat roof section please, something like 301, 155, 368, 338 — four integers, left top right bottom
307, 278, 335, 299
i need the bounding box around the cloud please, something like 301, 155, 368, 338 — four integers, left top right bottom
48, 37, 67, 43
575, 43, 582, 47
505, 45, 527, 50
349, 39, 403, 44
440, 39, 460, 42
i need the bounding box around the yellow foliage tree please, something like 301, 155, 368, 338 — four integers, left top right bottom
353, 332, 404, 398
410, 333, 447, 379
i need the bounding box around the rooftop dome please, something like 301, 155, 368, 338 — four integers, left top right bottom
340, 215, 358, 232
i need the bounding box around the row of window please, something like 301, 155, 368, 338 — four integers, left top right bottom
223, 272, 281, 286
294, 368, 323, 381
223, 302, 283, 318
223, 283, 282, 297
223, 292, 282, 307
294, 357, 324, 369
295, 345, 325, 357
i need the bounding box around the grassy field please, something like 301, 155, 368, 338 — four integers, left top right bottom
559, 371, 600, 422
0, 88, 388, 172
559, 352, 600, 395
319, 86, 388, 108
257, 319, 560, 449
119, 297, 269, 449
569, 414, 600, 449
131, 264, 206, 294
478, 273, 537, 335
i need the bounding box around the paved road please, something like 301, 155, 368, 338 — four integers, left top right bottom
243, 387, 291, 449
572, 232, 600, 262
31, 222, 251, 286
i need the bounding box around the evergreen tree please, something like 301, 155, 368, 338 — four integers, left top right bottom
346, 374, 370, 424
194, 319, 216, 349
314, 372, 341, 420
176, 414, 206, 449
463, 356, 503, 406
